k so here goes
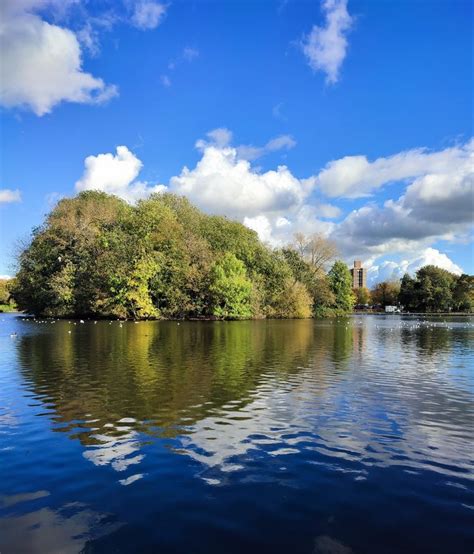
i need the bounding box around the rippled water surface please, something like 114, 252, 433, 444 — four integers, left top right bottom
1, 314, 473, 553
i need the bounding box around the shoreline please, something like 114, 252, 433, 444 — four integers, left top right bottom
8, 312, 473, 322
353, 311, 473, 317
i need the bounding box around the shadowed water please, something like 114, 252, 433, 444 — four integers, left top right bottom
1, 314, 473, 553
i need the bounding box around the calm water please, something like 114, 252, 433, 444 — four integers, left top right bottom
1, 314, 473, 554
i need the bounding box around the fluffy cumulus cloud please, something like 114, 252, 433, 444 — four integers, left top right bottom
75, 146, 166, 203
244, 208, 334, 247
170, 146, 312, 218
317, 140, 473, 198
73, 133, 336, 246
401, 147, 473, 225
302, 0, 353, 84
171, 129, 338, 245
243, 215, 275, 244
0, 1, 118, 116
0, 0, 170, 116
73, 134, 472, 279
0, 189, 22, 204
368, 248, 463, 285
330, 139, 474, 264
180, 134, 472, 272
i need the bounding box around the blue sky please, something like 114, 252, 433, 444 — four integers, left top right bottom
0, 0, 472, 283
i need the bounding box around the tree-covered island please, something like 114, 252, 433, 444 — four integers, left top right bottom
11, 191, 355, 319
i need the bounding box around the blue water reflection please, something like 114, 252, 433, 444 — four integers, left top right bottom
1, 314, 473, 553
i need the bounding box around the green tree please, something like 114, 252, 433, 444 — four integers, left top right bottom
399, 273, 416, 311
398, 266, 469, 312
328, 261, 355, 313
416, 265, 455, 312
208, 253, 253, 319
453, 274, 474, 312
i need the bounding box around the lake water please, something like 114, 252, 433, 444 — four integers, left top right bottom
1, 314, 473, 553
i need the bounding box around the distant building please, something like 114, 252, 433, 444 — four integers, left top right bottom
351, 260, 367, 289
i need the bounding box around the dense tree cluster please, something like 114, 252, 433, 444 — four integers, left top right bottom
399, 266, 474, 313
369, 266, 473, 312
11, 192, 354, 319
370, 281, 400, 307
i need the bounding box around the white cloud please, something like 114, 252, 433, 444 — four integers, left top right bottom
0, 189, 21, 204
0, 4, 117, 116
75, 146, 166, 203
243, 215, 274, 244
72, 135, 473, 276
317, 140, 473, 198
329, 139, 473, 264
164, 129, 335, 245
368, 248, 463, 285
170, 145, 313, 219
196, 128, 296, 162
165, 129, 345, 245
317, 203, 341, 219
76, 21, 101, 56
0, 0, 171, 116
301, 0, 353, 84
401, 152, 474, 224
242, 207, 335, 247
131, 1, 167, 30
407, 248, 463, 275
238, 211, 322, 250
195, 128, 233, 151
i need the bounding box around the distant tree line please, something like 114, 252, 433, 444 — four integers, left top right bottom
11, 191, 356, 319
399, 266, 473, 312
354, 266, 473, 313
